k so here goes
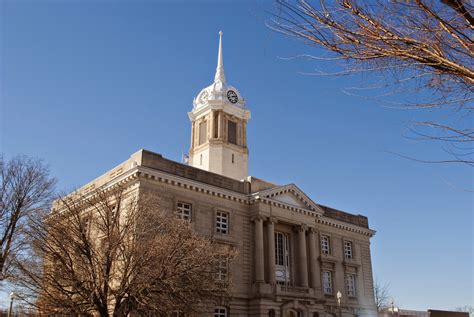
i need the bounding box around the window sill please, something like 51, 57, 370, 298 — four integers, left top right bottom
212, 233, 238, 245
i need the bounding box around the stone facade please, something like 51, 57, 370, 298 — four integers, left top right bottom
70, 32, 377, 316
74, 149, 377, 317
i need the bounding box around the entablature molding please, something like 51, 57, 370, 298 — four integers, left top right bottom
316, 216, 376, 237
137, 166, 250, 204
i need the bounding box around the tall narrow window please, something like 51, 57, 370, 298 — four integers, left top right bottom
322, 270, 333, 294
216, 211, 229, 234
215, 255, 228, 281
274, 231, 290, 285
344, 241, 353, 259
176, 201, 192, 222
213, 111, 219, 138
231, 153, 234, 163
214, 307, 227, 317
227, 120, 237, 145
346, 273, 357, 296
321, 235, 330, 255
199, 121, 207, 145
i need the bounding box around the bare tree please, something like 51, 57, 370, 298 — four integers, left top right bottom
270, 0, 473, 165
456, 305, 474, 317
15, 185, 234, 316
0, 155, 55, 281
374, 278, 391, 312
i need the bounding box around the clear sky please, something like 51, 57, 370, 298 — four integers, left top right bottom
1, 0, 472, 311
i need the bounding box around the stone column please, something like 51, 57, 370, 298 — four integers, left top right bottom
297, 225, 309, 287
308, 227, 321, 290
209, 111, 215, 140
254, 215, 265, 283
267, 217, 277, 284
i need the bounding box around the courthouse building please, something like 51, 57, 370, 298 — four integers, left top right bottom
76, 32, 378, 317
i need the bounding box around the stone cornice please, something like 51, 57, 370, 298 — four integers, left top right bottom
316, 216, 376, 237
70, 164, 375, 237
188, 102, 250, 121
253, 184, 326, 216
251, 196, 323, 219
137, 166, 250, 204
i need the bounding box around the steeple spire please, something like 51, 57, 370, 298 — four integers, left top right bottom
214, 31, 226, 84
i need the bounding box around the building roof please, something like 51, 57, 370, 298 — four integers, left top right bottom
428, 310, 469, 317
74, 149, 371, 231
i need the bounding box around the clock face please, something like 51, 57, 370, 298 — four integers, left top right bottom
227, 90, 238, 104
200, 91, 209, 103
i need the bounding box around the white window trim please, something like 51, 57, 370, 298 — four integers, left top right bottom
176, 201, 192, 222
214, 306, 227, 317
346, 273, 357, 297
344, 240, 353, 259
215, 255, 228, 282
215, 210, 229, 235
322, 270, 333, 295
321, 235, 330, 255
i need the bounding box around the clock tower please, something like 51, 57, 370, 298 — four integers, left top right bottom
188, 31, 250, 181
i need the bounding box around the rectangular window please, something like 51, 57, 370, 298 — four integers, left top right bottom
344, 241, 353, 259
323, 270, 333, 294
214, 307, 227, 317
215, 256, 228, 282
274, 231, 290, 285
227, 120, 237, 145
199, 121, 207, 145
216, 211, 229, 234
176, 201, 192, 222
346, 273, 357, 296
321, 235, 330, 255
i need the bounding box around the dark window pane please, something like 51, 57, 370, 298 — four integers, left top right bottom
228, 121, 237, 145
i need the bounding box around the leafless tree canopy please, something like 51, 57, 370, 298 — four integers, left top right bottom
456, 305, 474, 317
15, 186, 235, 316
373, 278, 391, 312
270, 0, 473, 165
0, 155, 55, 281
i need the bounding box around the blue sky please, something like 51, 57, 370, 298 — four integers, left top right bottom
1, 0, 472, 311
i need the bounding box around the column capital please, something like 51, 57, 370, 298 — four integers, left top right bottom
308, 226, 317, 234
251, 214, 265, 222
294, 224, 308, 232
267, 216, 278, 224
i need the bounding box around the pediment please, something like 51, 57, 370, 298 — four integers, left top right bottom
254, 184, 325, 215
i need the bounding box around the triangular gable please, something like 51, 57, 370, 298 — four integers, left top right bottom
254, 184, 325, 215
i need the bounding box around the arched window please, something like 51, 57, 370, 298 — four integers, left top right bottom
214, 306, 227, 317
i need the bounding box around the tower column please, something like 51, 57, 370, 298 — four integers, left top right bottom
254, 215, 265, 283
209, 110, 215, 140
297, 225, 309, 287
218, 111, 223, 139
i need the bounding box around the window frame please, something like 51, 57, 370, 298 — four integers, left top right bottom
227, 120, 237, 145
198, 120, 207, 145
214, 306, 228, 317
215, 255, 228, 282
320, 234, 331, 255
345, 273, 357, 297
215, 210, 230, 235
322, 270, 333, 295
274, 231, 291, 285
176, 201, 192, 222
344, 240, 353, 260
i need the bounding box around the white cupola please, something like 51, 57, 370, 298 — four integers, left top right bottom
188, 31, 251, 181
